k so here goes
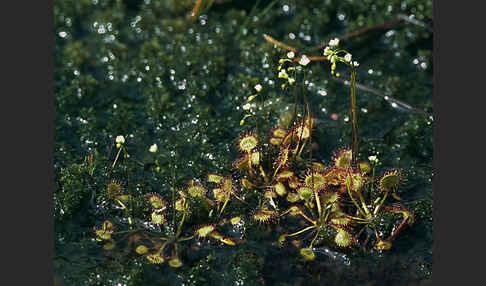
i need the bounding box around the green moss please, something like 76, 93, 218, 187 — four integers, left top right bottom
54, 0, 433, 284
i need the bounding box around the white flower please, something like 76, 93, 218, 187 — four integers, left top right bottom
323, 47, 331, 56
287, 51, 295, 59
242, 103, 251, 110
288, 77, 295, 84
149, 144, 158, 153
299, 55, 310, 66
115, 135, 125, 144
278, 69, 289, 79
329, 38, 340, 47
330, 55, 337, 63
344, 53, 352, 63
254, 84, 263, 92
353, 61, 360, 67
368, 155, 379, 163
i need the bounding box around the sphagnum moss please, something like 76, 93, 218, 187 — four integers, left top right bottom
92, 41, 418, 268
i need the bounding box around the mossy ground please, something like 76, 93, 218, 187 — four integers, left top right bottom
54, 0, 433, 285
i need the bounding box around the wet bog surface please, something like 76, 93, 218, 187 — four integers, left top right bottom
54, 1, 433, 285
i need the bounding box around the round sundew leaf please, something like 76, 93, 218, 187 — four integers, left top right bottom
334, 228, 353, 248
146, 253, 165, 264
207, 174, 223, 184
379, 170, 401, 190
300, 247, 315, 261
293, 124, 310, 140
334, 149, 352, 169
238, 133, 258, 153
270, 137, 283, 146
175, 198, 186, 211
297, 186, 313, 201
276, 170, 294, 181
146, 193, 167, 210
252, 208, 277, 224
286, 191, 301, 203
136, 245, 149, 255
168, 257, 183, 268
230, 216, 241, 225
195, 224, 216, 238
264, 190, 277, 199
271, 127, 288, 138
374, 239, 392, 251
274, 182, 287, 196
304, 172, 326, 190
250, 151, 260, 166
151, 212, 166, 225
321, 192, 339, 205
220, 238, 236, 246
187, 185, 208, 197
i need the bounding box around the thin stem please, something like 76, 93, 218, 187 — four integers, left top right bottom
298, 211, 316, 224
371, 164, 376, 194
310, 229, 320, 247
350, 67, 359, 169
177, 235, 195, 242
190, 0, 203, 23
171, 162, 176, 229
113, 229, 140, 235
122, 147, 135, 227
263, 34, 298, 53
297, 139, 307, 157
259, 166, 268, 182
219, 197, 230, 216
373, 191, 389, 216
389, 216, 410, 241
157, 241, 169, 255
312, 18, 403, 51
346, 215, 370, 222
356, 191, 371, 216
314, 191, 322, 219
236, 0, 261, 40
111, 147, 122, 169
292, 62, 299, 127
347, 184, 367, 218
176, 209, 187, 237
286, 225, 317, 238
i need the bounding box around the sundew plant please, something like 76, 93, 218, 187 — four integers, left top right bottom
54, 1, 433, 285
